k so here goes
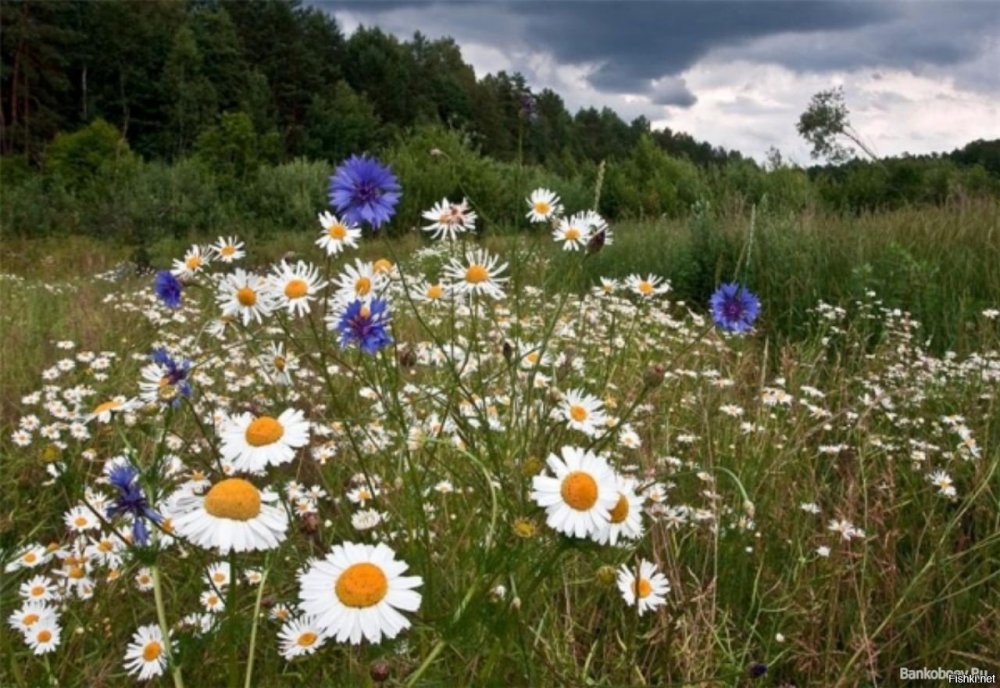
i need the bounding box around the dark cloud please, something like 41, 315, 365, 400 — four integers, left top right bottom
328, 0, 1000, 107
513, 1, 892, 92
647, 76, 697, 107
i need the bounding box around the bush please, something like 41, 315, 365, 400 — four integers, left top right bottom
383, 125, 590, 235
44, 119, 134, 189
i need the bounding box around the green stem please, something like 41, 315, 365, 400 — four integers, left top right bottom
152, 564, 185, 688
406, 638, 448, 688
227, 551, 239, 688
243, 561, 270, 688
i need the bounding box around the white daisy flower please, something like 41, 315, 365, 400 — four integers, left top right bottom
530, 446, 619, 538
171, 478, 289, 554
259, 341, 297, 386
24, 616, 61, 655
421, 197, 477, 241
134, 567, 154, 592
409, 279, 451, 305
171, 245, 210, 279
219, 409, 310, 473
217, 268, 276, 326
206, 561, 232, 589
558, 389, 609, 437
331, 259, 386, 306
8, 601, 57, 635
298, 542, 423, 645
526, 188, 563, 223
442, 249, 509, 300
316, 212, 362, 256
278, 616, 328, 660
200, 589, 225, 613
5, 544, 52, 572
64, 505, 100, 533
351, 509, 383, 531
211, 236, 246, 263
270, 260, 327, 318
552, 213, 592, 251
625, 273, 671, 298
617, 559, 670, 616
928, 469, 957, 498
123, 624, 168, 681
591, 477, 645, 546
19, 575, 59, 603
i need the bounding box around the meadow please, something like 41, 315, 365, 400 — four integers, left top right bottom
1, 178, 999, 687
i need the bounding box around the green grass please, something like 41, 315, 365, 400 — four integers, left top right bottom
1, 203, 998, 687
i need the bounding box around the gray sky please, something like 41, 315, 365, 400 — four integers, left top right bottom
326, 1, 1000, 163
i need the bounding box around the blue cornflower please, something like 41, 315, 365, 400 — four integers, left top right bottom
710, 283, 761, 333
328, 155, 401, 230
146, 348, 193, 406
154, 270, 182, 308
106, 463, 161, 545
336, 298, 393, 354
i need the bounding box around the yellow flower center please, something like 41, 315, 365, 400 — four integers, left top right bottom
328, 223, 347, 239
560, 471, 599, 511
185, 256, 202, 270
284, 279, 308, 299
373, 259, 393, 274
297, 632, 318, 647
203, 478, 262, 521
465, 264, 489, 284
569, 405, 589, 423
237, 287, 257, 306
635, 578, 652, 598
273, 356, 286, 371
143, 641, 162, 662
355, 276, 372, 296
220, 245, 236, 257
245, 416, 284, 446
335, 562, 389, 608
426, 284, 444, 300
534, 201, 550, 215
31, 585, 45, 597
564, 227, 580, 241
609, 493, 629, 524
23, 552, 37, 564
23, 613, 40, 626
213, 572, 226, 583
68, 565, 85, 579
98, 540, 113, 552
638, 281, 654, 295
525, 352, 540, 364
206, 594, 219, 606
93, 400, 121, 414
37, 629, 52, 643
74, 516, 88, 528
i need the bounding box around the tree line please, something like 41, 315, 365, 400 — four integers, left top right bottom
1, 0, 998, 238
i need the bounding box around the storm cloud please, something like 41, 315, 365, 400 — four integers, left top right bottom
324, 0, 1000, 160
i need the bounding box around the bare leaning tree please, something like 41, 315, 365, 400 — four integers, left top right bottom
797, 86, 878, 162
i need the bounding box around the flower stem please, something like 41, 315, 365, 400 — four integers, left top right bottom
152, 564, 185, 688
243, 561, 270, 688
227, 551, 239, 688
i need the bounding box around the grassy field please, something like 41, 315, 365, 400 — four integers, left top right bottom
1, 203, 998, 686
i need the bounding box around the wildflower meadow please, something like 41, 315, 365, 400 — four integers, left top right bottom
1, 152, 999, 688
